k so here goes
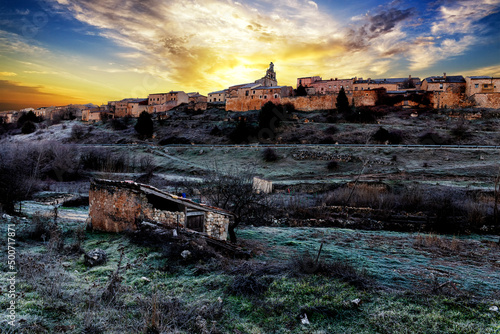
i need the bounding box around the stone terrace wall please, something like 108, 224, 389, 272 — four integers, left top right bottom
281, 95, 337, 111
473, 93, 500, 109
204, 212, 229, 240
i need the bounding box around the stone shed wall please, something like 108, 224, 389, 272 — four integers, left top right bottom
204, 212, 229, 240
89, 182, 186, 232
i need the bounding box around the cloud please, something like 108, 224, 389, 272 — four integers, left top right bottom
408, 35, 476, 70
0, 30, 49, 55
0, 72, 17, 77
431, 0, 500, 35
346, 7, 415, 49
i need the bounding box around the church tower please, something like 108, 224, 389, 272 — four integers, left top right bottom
255, 62, 278, 87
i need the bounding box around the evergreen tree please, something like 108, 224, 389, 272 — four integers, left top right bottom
295, 84, 307, 96
134, 111, 154, 138
336, 87, 350, 113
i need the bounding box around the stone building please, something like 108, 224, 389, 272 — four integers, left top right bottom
465, 76, 500, 96
207, 89, 227, 103
465, 76, 500, 109
147, 91, 189, 113
296, 76, 321, 88
187, 92, 208, 111
88, 179, 233, 241
420, 73, 465, 92
225, 63, 293, 111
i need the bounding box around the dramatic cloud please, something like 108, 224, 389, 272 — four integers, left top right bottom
431, 0, 500, 35
0, 72, 17, 76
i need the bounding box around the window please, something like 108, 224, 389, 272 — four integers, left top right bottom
355, 87, 358, 91
264, 95, 267, 99
253, 90, 255, 94
245, 90, 249, 96
329, 85, 331, 89
439, 83, 443, 89
274, 94, 278, 99
475, 84, 479, 88
484, 84, 489, 88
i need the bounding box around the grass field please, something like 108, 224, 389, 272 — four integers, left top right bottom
1, 213, 499, 333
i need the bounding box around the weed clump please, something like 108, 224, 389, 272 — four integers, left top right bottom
262, 147, 279, 162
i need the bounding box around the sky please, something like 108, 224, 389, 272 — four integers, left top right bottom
1, 0, 500, 110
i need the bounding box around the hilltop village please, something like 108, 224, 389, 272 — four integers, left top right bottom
1, 62, 500, 123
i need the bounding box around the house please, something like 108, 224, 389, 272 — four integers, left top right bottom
82, 107, 114, 122
88, 179, 233, 241
465, 76, 500, 109
126, 99, 148, 117
310, 78, 355, 94
207, 89, 227, 103
187, 92, 208, 111
296, 76, 321, 88
421, 74, 467, 109
420, 73, 465, 92
147, 91, 189, 113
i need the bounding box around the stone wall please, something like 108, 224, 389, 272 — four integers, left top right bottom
281, 95, 338, 111
204, 212, 229, 240
352, 89, 383, 107
89, 183, 143, 232
428, 91, 470, 109
473, 93, 500, 109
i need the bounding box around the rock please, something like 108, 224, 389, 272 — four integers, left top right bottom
300, 313, 310, 325
181, 250, 192, 259
141, 276, 151, 282
84, 248, 107, 267
489, 306, 498, 312
352, 298, 362, 306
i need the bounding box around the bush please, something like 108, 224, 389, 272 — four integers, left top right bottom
228, 118, 254, 144
135, 111, 154, 138
111, 118, 128, 131
71, 124, 85, 140
262, 148, 279, 162
21, 120, 37, 134
372, 127, 403, 144
158, 136, 191, 145
419, 132, 449, 145
327, 160, 339, 170
324, 126, 338, 135
319, 136, 335, 144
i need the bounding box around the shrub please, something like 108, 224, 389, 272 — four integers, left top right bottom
419, 132, 448, 145
135, 111, 154, 138
372, 127, 403, 144
324, 125, 338, 135
319, 136, 335, 144
158, 136, 191, 145
111, 118, 128, 131
228, 118, 254, 144
327, 160, 339, 170
71, 124, 85, 140
227, 274, 270, 296
450, 122, 471, 140
262, 147, 279, 162
21, 120, 37, 134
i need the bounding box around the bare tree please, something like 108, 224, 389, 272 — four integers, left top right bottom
199, 163, 269, 243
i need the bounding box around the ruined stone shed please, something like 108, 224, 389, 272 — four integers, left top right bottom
89, 179, 233, 241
